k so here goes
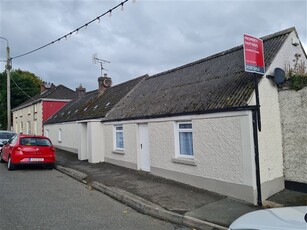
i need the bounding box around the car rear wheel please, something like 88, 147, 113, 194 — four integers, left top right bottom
8, 156, 15, 171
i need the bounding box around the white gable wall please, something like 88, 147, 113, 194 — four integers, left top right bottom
44, 122, 80, 154
248, 30, 307, 199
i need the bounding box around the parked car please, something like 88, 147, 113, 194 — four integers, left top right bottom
0, 134, 56, 170
0, 130, 16, 153
229, 206, 307, 230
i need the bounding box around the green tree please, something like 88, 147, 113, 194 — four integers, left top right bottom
0, 69, 42, 129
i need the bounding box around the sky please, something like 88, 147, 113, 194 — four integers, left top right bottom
0, 0, 306, 92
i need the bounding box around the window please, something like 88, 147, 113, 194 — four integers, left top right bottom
34, 121, 37, 135
20, 121, 23, 133
177, 122, 193, 158
58, 129, 62, 142
26, 121, 31, 134
114, 125, 124, 150
20, 137, 52, 146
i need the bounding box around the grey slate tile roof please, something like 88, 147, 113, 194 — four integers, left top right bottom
44, 75, 147, 124
104, 28, 295, 121
12, 84, 76, 111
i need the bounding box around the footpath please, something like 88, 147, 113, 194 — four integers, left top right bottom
55, 148, 307, 230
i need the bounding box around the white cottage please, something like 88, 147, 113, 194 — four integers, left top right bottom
102, 27, 306, 204
45, 27, 307, 205
44, 74, 147, 163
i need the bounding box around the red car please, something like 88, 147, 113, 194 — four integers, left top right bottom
0, 134, 56, 170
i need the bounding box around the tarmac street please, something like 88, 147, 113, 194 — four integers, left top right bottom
0, 163, 189, 230
55, 148, 307, 230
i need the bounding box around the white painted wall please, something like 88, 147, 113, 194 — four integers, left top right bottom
149, 112, 255, 184
104, 123, 138, 168
44, 122, 80, 154
248, 31, 306, 191
13, 102, 43, 135
104, 111, 257, 203
87, 121, 104, 163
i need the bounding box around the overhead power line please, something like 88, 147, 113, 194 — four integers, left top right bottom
11, 0, 132, 60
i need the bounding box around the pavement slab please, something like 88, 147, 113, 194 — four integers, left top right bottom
185, 197, 262, 227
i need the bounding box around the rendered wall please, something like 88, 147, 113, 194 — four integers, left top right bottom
279, 87, 307, 184
149, 112, 257, 203
87, 121, 104, 163
42, 101, 68, 122
248, 31, 306, 198
104, 111, 258, 203
104, 123, 139, 169
13, 101, 43, 135
44, 122, 80, 154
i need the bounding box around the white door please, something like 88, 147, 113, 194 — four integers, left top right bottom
139, 124, 150, 172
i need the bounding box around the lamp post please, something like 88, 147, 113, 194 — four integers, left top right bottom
0, 37, 12, 131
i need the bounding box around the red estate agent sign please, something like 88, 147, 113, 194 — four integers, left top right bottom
244, 34, 265, 75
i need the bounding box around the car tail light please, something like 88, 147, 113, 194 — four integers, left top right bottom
15, 147, 23, 155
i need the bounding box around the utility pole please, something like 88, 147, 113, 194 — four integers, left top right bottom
0, 37, 11, 130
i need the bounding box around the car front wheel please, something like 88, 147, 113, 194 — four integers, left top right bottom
8, 156, 15, 171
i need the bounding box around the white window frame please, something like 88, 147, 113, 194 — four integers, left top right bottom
175, 121, 194, 159
58, 129, 62, 142
20, 121, 23, 133
26, 121, 31, 134
113, 125, 124, 151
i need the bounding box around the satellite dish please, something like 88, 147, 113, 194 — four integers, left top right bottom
274, 68, 286, 85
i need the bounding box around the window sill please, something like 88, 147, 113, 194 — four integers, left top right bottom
172, 157, 196, 166
112, 150, 125, 155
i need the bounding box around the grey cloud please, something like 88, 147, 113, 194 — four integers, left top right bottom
1, 0, 306, 92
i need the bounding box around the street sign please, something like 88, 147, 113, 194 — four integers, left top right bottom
243, 34, 265, 75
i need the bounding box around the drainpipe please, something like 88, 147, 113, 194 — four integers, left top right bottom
252, 109, 262, 206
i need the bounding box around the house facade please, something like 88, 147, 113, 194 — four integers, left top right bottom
44, 28, 307, 204
12, 84, 76, 135
44, 75, 147, 163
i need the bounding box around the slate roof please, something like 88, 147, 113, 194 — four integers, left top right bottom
104, 28, 295, 121
12, 84, 76, 111
44, 75, 147, 124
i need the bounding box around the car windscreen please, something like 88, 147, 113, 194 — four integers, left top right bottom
20, 138, 52, 147
0, 132, 16, 140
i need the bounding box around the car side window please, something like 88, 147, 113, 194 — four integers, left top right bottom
9, 135, 18, 144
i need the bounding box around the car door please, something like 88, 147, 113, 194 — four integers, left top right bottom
2, 135, 18, 161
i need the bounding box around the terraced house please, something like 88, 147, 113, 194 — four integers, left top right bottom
44, 27, 307, 205
12, 83, 76, 135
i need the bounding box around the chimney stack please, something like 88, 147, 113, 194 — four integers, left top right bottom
76, 84, 86, 99
40, 82, 53, 93
98, 73, 112, 94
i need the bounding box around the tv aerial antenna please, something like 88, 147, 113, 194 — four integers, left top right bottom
92, 53, 110, 76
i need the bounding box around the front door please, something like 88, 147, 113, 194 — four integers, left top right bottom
139, 124, 150, 172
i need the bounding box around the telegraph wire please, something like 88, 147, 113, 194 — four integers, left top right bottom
10, 74, 35, 100
11, 0, 131, 60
